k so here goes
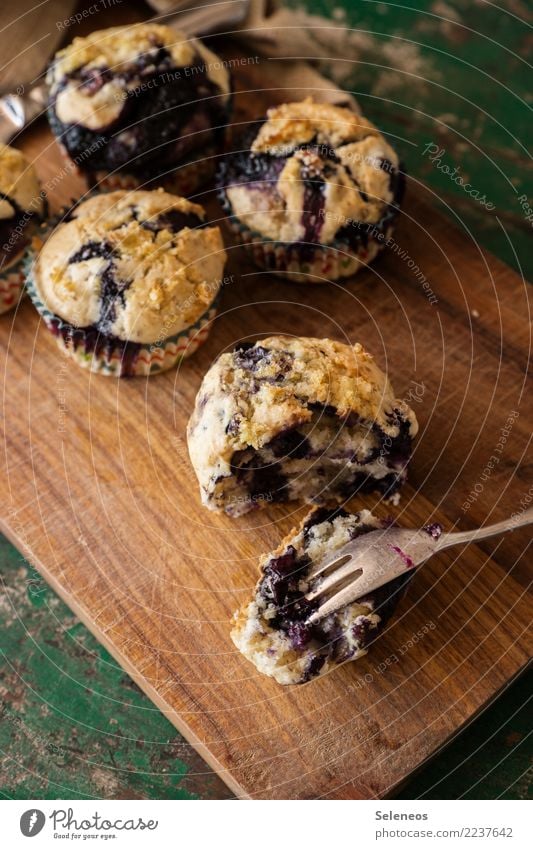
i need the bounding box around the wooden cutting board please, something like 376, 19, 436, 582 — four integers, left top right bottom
0, 60, 531, 800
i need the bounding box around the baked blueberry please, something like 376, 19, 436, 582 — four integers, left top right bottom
47, 24, 232, 194
231, 507, 413, 684
0, 144, 46, 313
217, 99, 404, 282
26, 189, 227, 376
187, 336, 418, 514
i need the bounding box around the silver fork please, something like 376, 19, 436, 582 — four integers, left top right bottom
305, 506, 533, 625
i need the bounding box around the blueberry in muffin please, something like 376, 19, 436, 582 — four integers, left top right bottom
187, 336, 418, 515
0, 144, 46, 313
47, 24, 232, 194
218, 98, 404, 282
232, 506, 415, 684
26, 189, 226, 376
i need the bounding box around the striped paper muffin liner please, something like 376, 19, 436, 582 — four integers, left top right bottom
218, 189, 401, 284
90, 154, 217, 197
0, 252, 27, 314
57, 142, 217, 198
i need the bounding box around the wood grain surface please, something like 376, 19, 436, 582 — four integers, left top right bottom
0, 62, 531, 800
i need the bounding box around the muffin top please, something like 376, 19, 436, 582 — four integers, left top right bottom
47, 23, 231, 130
0, 144, 44, 219
222, 99, 401, 244
33, 189, 226, 344
188, 335, 418, 475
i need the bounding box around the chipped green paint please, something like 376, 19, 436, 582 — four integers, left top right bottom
0, 539, 231, 800
1, 0, 531, 800
288, 0, 532, 278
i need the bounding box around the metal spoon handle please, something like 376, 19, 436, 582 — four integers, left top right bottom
436, 505, 533, 551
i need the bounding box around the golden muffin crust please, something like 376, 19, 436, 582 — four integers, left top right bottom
251, 99, 383, 154
0, 144, 44, 219
47, 23, 230, 129
33, 189, 226, 344
187, 336, 418, 514
225, 98, 400, 245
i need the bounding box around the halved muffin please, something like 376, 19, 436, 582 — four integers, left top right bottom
217, 99, 404, 282
187, 336, 418, 514
47, 23, 232, 194
232, 506, 416, 685
0, 144, 46, 313
26, 189, 226, 376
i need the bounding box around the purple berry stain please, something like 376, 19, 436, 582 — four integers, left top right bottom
389, 544, 415, 570
424, 522, 443, 540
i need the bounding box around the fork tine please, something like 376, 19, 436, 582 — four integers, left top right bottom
305, 556, 360, 602
307, 574, 367, 624
307, 551, 352, 582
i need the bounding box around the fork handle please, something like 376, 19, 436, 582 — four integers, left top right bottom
436, 505, 533, 550
0, 85, 47, 145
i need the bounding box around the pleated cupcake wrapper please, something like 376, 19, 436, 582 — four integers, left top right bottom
24, 224, 220, 377
0, 251, 26, 314
57, 141, 217, 197
91, 155, 216, 197
219, 190, 390, 284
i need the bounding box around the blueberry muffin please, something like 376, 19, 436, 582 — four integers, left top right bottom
218, 99, 404, 282
47, 24, 231, 194
187, 336, 418, 515
0, 144, 46, 313
232, 506, 415, 684
26, 189, 226, 376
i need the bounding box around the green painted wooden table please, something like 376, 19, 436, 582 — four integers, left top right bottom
0, 0, 531, 799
